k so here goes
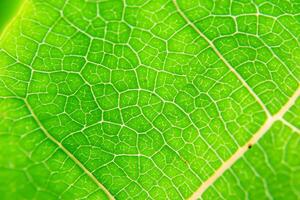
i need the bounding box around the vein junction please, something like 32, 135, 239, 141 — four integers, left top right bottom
0, 0, 300, 199
189, 86, 300, 199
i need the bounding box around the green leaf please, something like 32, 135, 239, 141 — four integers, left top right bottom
0, 0, 23, 31
0, 0, 299, 199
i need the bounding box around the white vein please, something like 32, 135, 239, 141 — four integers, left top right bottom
172, 0, 272, 118
189, 86, 300, 199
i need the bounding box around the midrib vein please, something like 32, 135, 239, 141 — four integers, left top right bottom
189, 86, 300, 199
172, 0, 271, 118
24, 99, 115, 200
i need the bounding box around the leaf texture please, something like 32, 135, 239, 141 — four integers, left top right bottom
0, 0, 299, 199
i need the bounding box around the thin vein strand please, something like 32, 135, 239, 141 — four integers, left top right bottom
172, 0, 271, 118
189, 86, 300, 199
24, 99, 115, 200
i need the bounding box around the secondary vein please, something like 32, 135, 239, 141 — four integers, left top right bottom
24, 99, 115, 200
172, 0, 271, 118
188, 86, 300, 199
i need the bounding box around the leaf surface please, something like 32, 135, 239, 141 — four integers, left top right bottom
0, 0, 299, 199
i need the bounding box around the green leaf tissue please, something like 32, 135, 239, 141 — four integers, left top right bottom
0, 0, 299, 199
